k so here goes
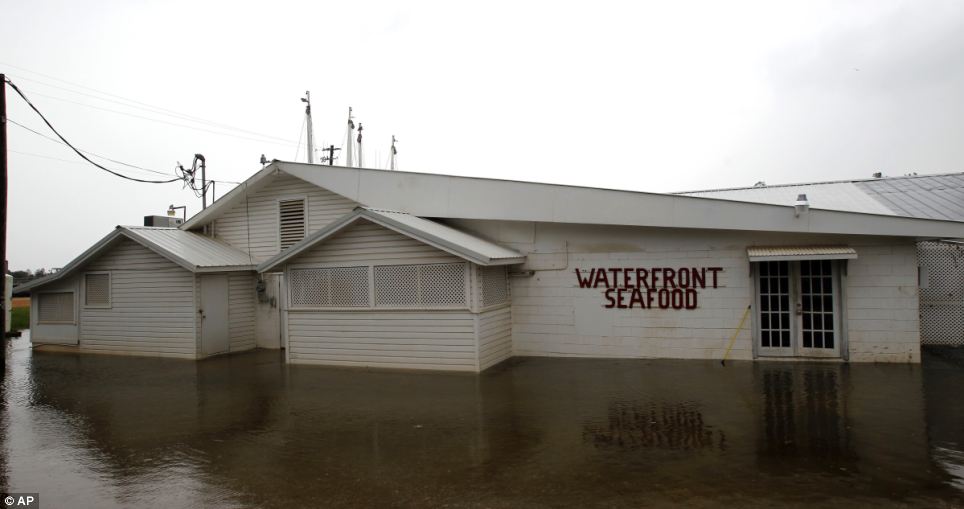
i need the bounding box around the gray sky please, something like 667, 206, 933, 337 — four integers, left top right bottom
2, 0, 963, 269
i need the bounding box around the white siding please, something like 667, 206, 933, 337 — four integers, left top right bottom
478, 305, 512, 370
229, 272, 257, 352
283, 219, 478, 371
213, 173, 357, 262
79, 238, 197, 358
287, 310, 478, 371
450, 219, 921, 363
292, 219, 462, 266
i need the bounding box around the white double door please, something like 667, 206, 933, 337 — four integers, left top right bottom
757, 260, 841, 358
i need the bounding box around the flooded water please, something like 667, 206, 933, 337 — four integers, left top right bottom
3, 332, 964, 508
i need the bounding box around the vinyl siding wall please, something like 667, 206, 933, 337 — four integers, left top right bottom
283, 219, 501, 372
213, 173, 357, 262
478, 305, 512, 370
287, 311, 478, 371
78, 238, 197, 358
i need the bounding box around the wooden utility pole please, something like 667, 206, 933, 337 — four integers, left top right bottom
1, 74, 8, 349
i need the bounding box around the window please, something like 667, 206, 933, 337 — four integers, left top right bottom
85, 272, 110, 307
279, 199, 306, 250
374, 263, 467, 308
289, 266, 369, 307
478, 265, 509, 307
38, 292, 75, 323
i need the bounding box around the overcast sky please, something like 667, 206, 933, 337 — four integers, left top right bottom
2, 0, 963, 269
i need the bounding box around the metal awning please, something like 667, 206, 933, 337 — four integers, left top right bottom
747, 246, 858, 262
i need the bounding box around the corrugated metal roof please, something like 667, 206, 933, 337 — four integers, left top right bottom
681, 182, 896, 215
258, 207, 526, 272
680, 172, 964, 221
16, 226, 255, 292
747, 246, 858, 261
855, 173, 964, 221
122, 226, 254, 270
182, 163, 964, 240
360, 208, 525, 263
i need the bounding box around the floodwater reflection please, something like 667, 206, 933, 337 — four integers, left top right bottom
2, 333, 964, 507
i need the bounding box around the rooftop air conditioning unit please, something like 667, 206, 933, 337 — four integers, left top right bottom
144, 215, 184, 227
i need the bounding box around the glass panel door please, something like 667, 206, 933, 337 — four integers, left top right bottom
798, 260, 840, 357
758, 261, 793, 354
756, 259, 842, 358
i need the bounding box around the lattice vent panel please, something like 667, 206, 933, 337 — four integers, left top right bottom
374, 263, 466, 308
479, 265, 509, 307
421, 263, 467, 306
290, 267, 368, 307
38, 292, 74, 323
374, 265, 419, 306
919, 241, 964, 345
85, 273, 110, 306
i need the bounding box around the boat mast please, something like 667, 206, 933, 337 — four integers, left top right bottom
345, 107, 355, 167
390, 135, 398, 170
301, 91, 314, 163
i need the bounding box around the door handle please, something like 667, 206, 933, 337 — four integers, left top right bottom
795, 302, 803, 316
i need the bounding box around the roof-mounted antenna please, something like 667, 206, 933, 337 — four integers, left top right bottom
301, 91, 314, 163
345, 107, 355, 167
390, 135, 398, 170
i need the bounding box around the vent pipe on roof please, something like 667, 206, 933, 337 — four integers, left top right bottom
794, 194, 809, 217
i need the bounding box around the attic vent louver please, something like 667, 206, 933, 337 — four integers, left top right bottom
279, 199, 306, 250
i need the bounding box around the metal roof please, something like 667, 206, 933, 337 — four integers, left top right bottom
181, 162, 964, 240
258, 207, 526, 272
680, 172, 964, 221
747, 246, 858, 261
122, 226, 255, 271
680, 182, 896, 215
16, 226, 255, 292
854, 173, 964, 221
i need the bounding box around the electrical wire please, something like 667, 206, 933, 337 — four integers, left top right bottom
18, 87, 301, 149
294, 115, 306, 161
8, 117, 174, 177
1, 64, 298, 144
4, 77, 182, 184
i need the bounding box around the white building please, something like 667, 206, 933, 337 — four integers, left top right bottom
18, 163, 964, 371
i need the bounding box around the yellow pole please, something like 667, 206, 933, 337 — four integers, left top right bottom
721, 305, 752, 366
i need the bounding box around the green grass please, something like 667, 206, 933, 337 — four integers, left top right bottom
10, 307, 29, 332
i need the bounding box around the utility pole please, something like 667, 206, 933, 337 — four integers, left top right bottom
301, 91, 314, 163
390, 135, 398, 170
345, 107, 355, 168
321, 144, 341, 166
0, 74, 7, 347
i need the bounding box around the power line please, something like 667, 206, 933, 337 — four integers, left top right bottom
4, 77, 181, 184
18, 87, 302, 149
8, 118, 174, 177
1, 63, 299, 145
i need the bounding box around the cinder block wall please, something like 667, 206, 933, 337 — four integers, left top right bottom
845, 244, 920, 362
449, 220, 921, 363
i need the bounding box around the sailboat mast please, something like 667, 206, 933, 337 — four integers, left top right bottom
301, 91, 314, 163
345, 107, 355, 167
390, 135, 397, 170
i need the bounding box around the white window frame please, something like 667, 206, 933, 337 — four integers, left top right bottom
277, 195, 308, 251
37, 290, 77, 324
83, 271, 112, 309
